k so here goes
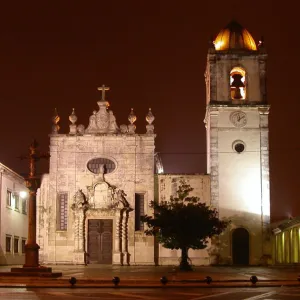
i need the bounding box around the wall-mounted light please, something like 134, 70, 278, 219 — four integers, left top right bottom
19, 191, 28, 199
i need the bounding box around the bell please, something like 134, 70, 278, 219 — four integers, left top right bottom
233, 87, 243, 99
231, 73, 245, 100
231, 73, 245, 88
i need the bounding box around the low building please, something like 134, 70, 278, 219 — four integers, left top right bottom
0, 163, 28, 265
272, 217, 300, 264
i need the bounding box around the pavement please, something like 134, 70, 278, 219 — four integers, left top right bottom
0, 265, 300, 288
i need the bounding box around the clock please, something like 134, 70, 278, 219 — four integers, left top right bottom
230, 111, 247, 127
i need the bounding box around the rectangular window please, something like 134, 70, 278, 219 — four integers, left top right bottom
15, 194, 20, 210
6, 235, 12, 253
22, 239, 26, 254
57, 193, 68, 231
135, 193, 145, 231
22, 198, 27, 214
6, 190, 12, 207
14, 237, 19, 254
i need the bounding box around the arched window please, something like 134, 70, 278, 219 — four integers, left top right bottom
230, 67, 246, 100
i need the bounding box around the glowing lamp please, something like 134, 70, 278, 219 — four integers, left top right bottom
19, 191, 27, 199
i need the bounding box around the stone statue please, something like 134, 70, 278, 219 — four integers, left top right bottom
85, 111, 98, 133
108, 110, 119, 133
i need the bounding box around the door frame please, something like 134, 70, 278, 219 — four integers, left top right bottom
86, 217, 114, 264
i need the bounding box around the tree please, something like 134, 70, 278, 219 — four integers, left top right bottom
141, 180, 230, 270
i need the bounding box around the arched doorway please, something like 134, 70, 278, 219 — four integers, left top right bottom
232, 228, 249, 265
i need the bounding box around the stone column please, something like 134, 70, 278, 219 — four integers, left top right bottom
122, 210, 129, 265
113, 209, 122, 264
24, 188, 40, 267
74, 214, 79, 251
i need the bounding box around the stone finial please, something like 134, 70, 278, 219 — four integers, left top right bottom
146, 108, 155, 134
69, 108, 77, 135
128, 108, 136, 134
128, 108, 137, 124
51, 108, 60, 134
146, 108, 155, 124
120, 124, 128, 134
77, 124, 85, 135
69, 108, 77, 124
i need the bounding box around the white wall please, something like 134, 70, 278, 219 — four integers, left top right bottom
0, 165, 28, 265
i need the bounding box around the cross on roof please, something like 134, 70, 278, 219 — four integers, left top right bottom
97, 84, 110, 101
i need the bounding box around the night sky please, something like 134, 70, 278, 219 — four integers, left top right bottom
0, 1, 298, 222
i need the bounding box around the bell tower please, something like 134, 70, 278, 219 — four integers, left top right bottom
204, 21, 270, 265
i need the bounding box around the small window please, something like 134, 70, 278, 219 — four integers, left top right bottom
21, 239, 26, 254
232, 140, 246, 154
230, 67, 246, 100
14, 194, 20, 210
57, 193, 68, 231
22, 198, 27, 214
14, 237, 19, 254
6, 235, 12, 253
135, 193, 145, 231
6, 190, 12, 207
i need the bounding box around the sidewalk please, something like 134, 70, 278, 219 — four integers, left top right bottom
0, 265, 300, 288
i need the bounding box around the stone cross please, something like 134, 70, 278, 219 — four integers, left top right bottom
97, 84, 110, 101
18, 139, 50, 268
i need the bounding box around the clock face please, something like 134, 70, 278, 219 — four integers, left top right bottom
230, 111, 247, 127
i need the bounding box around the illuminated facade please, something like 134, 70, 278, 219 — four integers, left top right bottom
204, 21, 271, 265
0, 163, 28, 265
37, 21, 271, 266
272, 218, 300, 264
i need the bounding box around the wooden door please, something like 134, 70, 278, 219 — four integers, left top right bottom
88, 219, 113, 264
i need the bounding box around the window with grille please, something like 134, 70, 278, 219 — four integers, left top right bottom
22, 198, 27, 214
22, 239, 26, 254
14, 237, 19, 254
6, 190, 12, 207
87, 158, 116, 174
6, 235, 11, 252
57, 193, 68, 231
135, 193, 145, 231
14, 194, 19, 210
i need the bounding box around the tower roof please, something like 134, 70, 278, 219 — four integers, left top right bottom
214, 21, 257, 51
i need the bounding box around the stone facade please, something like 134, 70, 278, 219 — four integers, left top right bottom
37, 94, 156, 265
204, 32, 271, 265
0, 163, 28, 265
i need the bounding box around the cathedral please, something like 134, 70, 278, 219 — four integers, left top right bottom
37, 21, 271, 266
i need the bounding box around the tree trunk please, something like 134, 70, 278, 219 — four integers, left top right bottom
180, 247, 192, 271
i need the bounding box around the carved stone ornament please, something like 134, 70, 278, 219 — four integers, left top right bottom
69, 108, 78, 124
86, 181, 131, 211
84, 86, 120, 134
146, 108, 155, 125
120, 124, 128, 134
51, 108, 60, 134
69, 108, 78, 134
85, 104, 119, 134
71, 179, 133, 265
71, 189, 89, 211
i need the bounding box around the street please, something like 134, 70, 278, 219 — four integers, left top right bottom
0, 287, 300, 300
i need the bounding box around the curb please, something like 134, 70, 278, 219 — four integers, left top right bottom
0, 281, 299, 289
